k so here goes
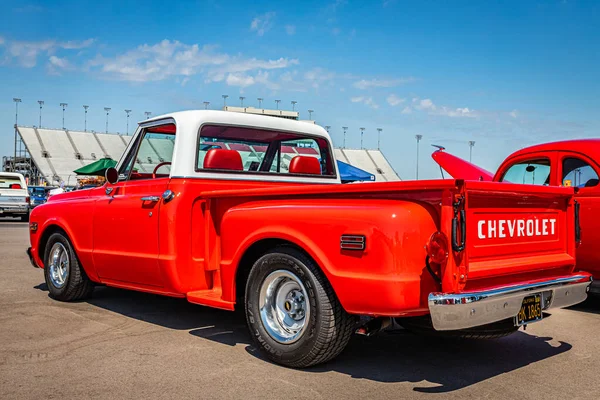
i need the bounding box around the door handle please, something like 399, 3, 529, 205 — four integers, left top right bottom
140, 196, 160, 202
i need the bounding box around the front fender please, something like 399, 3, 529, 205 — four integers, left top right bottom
218, 198, 440, 316
29, 199, 99, 282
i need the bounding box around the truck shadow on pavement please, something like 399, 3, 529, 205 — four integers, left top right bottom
568, 295, 600, 315
54, 285, 572, 393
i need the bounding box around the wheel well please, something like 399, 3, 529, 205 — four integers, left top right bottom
37, 225, 68, 262
235, 239, 314, 304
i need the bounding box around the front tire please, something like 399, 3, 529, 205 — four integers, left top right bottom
43, 232, 94, 301
245, 246, 355, 368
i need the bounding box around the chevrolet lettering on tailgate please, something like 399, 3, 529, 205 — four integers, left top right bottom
477, 218, 557, 239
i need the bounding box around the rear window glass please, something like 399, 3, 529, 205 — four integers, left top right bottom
501, 159, 551, 185
0, 176, 23, 189
196, 125, 335, 177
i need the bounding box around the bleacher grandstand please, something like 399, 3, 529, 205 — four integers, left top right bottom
15, 126, 400, 185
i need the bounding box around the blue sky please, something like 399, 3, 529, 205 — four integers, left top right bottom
0, 0, 598, 179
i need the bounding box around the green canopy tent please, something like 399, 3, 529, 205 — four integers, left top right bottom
73, 157, 117, 177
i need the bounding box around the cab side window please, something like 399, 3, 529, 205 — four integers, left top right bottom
118, 123, 176, 181
500, 159, 551, 185
562, 158, 599, 188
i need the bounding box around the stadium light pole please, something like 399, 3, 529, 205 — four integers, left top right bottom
83, 105, 89, 132
360, 127, 365, 149
37, 100, 44, 128
308, 109, 314, 120
125, 110, 132, 135
222, 94, 228, 107
342, 126, 348, 148
469, 140, 475, 163
13, 98, 21, 169
60, 103, 68, 129
104, 107, 111, 133
257, 98, 263, 108
239, 96, 245, 107
203, 101, 210, 109
377, 128, 382, 150
275, 99, 281, 110
291, 101, 297, 111
145, 111, 152, 119
415, 134, 423, 180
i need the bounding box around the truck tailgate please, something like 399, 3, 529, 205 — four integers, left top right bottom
460, 181, 577, 290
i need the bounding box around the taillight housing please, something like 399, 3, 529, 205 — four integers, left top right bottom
26, 196, 31, 204
427, 231, 449, 265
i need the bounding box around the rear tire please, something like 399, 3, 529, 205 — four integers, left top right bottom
396, 315, 518, 339
245, 246, 355, 368
43, 232, 94, 301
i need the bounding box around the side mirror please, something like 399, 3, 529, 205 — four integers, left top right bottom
105, 167, 119, 184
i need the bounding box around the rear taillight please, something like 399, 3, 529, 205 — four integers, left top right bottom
427, 231, 449, 265
26, 196, 30, 204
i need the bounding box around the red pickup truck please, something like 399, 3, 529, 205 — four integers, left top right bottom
433, 139, 600, 295
27, 111, 591, 367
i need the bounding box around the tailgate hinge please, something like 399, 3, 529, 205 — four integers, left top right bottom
451, 195, 466, 253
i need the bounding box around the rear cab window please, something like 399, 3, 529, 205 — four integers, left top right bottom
0, 176, 24, 189
500, 159, 551, 185
196, 125, 336, 178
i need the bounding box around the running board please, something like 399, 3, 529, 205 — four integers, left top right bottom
187, 289, 235, 311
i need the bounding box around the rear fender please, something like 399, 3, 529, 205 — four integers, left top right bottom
218, 198, 441, 316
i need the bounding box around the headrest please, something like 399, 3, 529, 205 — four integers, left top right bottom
289, 156, 321, 175
203, 149, 243, 171
9, 183, 22, 189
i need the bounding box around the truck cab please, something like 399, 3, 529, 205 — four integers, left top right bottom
28, 111, 592, 368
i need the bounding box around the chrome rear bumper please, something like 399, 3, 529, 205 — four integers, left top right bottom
428, 274, 592, 331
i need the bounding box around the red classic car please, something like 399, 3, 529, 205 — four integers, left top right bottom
433, 140, 600, 295
26, 111, 591, 367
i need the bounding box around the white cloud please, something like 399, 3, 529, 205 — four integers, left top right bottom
409, 97, 478, 118
414, 98, 436, 110
285, 25, 296, 35
48, 55, 69, 69
436, 106, 478, 118
332, 27, 341, 36
304, 67, 336, 89
88, 39, 298, 85
0, 37, 94, 68
250, 12, 276, 36
386, 94, 405, 106
353, 77, 416, 89
350, 96, 379, 109
226, 73, 255, 87
509, 110, 519, 118
401, 106, 412, 114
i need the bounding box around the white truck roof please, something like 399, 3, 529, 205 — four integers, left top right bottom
119, 110, 340, 184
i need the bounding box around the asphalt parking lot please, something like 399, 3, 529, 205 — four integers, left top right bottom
1, 218, 599, 399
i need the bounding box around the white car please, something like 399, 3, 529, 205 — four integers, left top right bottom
0, 172, 30, 221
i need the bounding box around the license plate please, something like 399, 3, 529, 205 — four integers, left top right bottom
516, 294, 543, 326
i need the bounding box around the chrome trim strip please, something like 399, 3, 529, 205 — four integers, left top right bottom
428, 274, 592, 331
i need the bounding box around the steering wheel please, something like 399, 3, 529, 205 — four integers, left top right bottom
152, 162, 172, 179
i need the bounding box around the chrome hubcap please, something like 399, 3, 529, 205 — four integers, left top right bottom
259, 270, 310, 344
49, 243, 69, 289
